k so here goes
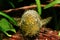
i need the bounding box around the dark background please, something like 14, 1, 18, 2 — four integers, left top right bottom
0, 0, 60, 30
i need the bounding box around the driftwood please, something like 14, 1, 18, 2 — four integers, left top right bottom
3, 4, 60, 13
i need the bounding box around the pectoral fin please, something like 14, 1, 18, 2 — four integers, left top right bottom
41, 17, 52, 26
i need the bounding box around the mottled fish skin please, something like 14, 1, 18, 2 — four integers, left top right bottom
19, 10, 52, 37
20, 10, 41, 37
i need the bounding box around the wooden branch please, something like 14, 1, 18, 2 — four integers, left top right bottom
3, 4, 60, 13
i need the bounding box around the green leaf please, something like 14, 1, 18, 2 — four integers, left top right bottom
0, 11, 17, 26
56, 0, 60, 3
8, 0, 15, 8
44, 1, 57, 9
0, 18, 16, 37
35, 0, 41, 15
44, 0, 60, 9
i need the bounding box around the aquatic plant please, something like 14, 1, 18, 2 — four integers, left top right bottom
0, 11, 17, 40
0, 0, 24, 8
35, 0, 41, 15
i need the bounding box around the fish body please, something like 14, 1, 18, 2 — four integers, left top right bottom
19, 10, 52, 37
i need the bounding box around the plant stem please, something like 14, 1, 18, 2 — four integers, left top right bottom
35, 0, 41, 15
